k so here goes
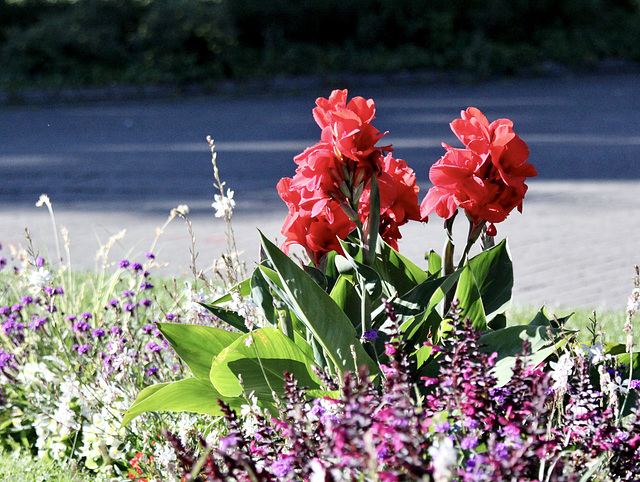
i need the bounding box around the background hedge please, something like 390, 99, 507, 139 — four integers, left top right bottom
1, 0, 639, 89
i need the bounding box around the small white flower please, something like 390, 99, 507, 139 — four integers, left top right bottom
627, 288, 640, 314
28, 267, 52, 288
212, 189, 235, 218
549, 353, 574, 393
428, 436, 457, 482
581, 342, 609, 365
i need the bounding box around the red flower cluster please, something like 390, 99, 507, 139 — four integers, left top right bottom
278, 90, 421, 264
420, 107, 537, 227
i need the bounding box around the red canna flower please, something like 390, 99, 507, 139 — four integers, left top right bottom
359, 153, 421, 250
420, 107, 536, 227
278, 90, 421, 263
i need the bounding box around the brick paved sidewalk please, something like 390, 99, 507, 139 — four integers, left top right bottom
1, 180, 638, 311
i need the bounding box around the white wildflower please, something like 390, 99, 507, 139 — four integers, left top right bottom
581, 342, 609, 365
549, 353, 574, 393
428, 436, 457, 482
28, 267, 52, 288
627, 288, 640, 314
212, 189, 235, 218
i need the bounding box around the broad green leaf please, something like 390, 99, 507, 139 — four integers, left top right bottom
466, 239, 513, 321
198, 303, 249, 333
157, 322, 241, 379
479, 325, 568, 386
258, 232, 378, 377
453, 264, 487, 331
330, 275, 361, 329
372, 238, 429, 297
207, 278, 252, 305
427, 250, 442, 277
302, 265, 328, 291
122, 378, 241, 426
251, 268, 277, 325
209, 327, 322, 401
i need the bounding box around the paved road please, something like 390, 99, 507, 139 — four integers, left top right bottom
1, 74, 639, 311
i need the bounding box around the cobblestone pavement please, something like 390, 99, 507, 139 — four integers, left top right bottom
1, 180, 638, 311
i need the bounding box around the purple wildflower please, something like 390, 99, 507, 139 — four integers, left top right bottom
110, 326, 123, 336
92, 328, 106, 338
142, 325, 155, 334
122, 290, 134, 298
76, 344, 92, 354
21, 296, 33, 305
107, 299, 119, 308
146, 367, 159, 376
123, 302, 136, 312
29, 317, 47, 332
131, 262, 143, 271
145, 252, 155, 259
139, 298, 152, 307
363, 329, 379, 340
271, 457, 293, 477
0, 307, 9, 316
54, 286, 64, 295
118, 259, 130, 269
140, 282, 154, 290
73, 320, 90, 333
35, 256, 45, 267
10, 304, 22, 313
80, 312, 92, 320
145, 342, 162, 353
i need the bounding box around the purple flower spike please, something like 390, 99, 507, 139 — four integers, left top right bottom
131, 262, 143, 271
118, 259, 130, 269
92, 328, 106, 338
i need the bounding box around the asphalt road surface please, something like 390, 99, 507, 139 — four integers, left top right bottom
1, 73, 639, 312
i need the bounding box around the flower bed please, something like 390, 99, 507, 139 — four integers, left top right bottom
2, 90, 640, 480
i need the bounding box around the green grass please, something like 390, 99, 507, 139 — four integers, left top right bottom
507, 305, 629, 345
0, 450, 115, 482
